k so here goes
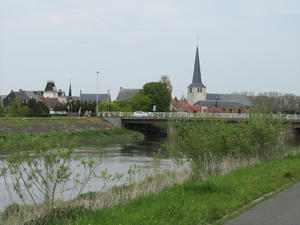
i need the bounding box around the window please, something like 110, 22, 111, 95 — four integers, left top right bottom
229, 109, 232, 113
190, 88, 192, 93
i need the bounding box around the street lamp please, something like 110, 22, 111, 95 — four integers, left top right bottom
96, 71, 99, 115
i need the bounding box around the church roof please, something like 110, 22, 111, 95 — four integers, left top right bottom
116, 88, 141, 101
188, 46, 206, 88
194, 93, 253, 107
80, 93, 110, 102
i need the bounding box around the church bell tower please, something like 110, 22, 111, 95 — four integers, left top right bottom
187, 46, 206, 105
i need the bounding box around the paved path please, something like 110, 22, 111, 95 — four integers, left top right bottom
224, 181, 300, 225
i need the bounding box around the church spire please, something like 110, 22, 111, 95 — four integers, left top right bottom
187, 44, 207, 106
68, 82, 72, 101
188, 46, 206, 88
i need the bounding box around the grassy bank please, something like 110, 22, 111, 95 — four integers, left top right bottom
0, 117, 144, 153
0, 129, 144, 153
0, 117, 113, 127
56, 152, 300, 225
6, 150, 298, 225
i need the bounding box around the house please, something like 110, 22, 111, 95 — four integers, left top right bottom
79, 90, 111, 103
184, 45, 253, 114
39, 80, 67, 103
39, 97, 61, 111
3, 89, 40, 108
116, 87, 141, 101
3, 80, 69, 111
172, 99, 201, 113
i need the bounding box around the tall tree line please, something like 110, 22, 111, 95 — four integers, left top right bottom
232, 91, 300, 114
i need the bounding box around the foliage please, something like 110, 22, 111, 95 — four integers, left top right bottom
168, 113, 288, 176
159, 74, 173, 97
0, 101, 5, 117
168, 116, 236, 176
22, 98, 49, 114
0, 124, 102, 220
65, 153, 300, 225
130, 92, 152, 112
99, 101, 120, 112
130, 81, 172, 112
233, 113, 288, 159
54, 100, 97, 114
115, 99, 133, 112
233, 91, 300, 114
7, 98, 29, 117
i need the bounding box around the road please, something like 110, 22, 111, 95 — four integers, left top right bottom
224, 181, 300, 225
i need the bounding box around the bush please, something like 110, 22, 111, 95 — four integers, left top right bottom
168, 113, 288, 177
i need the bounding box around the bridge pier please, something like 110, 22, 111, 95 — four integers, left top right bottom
103, 117, 122, 129
286, 128, 300, 147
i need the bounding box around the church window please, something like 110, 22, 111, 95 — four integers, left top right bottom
190, 88, 192, 93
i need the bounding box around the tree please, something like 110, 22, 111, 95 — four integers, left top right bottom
0, 101, 5, 117
99, 101, 120, 112
131, 92, 152, 112
159, 74, 173, 97
179, 94, 187, 102
7, 98, 28, 117
141, 82, 172, 112
116, 99, 133, 112
23, 98, 49, 114
0, 130, 102, 222
233, 91, 300, 114
168, 113, 287, 178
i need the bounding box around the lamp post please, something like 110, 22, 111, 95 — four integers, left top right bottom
96, 71, 99, 115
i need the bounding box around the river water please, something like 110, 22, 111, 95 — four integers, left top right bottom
0, 137, 171, 212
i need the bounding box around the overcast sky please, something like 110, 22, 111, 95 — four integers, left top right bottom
1, 0, 299, 100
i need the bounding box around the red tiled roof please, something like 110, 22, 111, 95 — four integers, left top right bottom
172, 100, 201, 112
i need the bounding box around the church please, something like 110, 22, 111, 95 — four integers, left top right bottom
184, 46, 253, 114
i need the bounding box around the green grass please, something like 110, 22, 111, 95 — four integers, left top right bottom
65, 153, 300, 225
0, 129, 144, 153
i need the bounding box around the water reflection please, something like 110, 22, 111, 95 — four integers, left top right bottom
0, 137, 170, 211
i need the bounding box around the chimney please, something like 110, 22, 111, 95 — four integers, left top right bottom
120, 87, 122, 89
19, 89, 22, 92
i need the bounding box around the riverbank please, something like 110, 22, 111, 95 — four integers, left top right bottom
0, 117, 116, 134
0, 117, 145, 152
3, 149, 299, 225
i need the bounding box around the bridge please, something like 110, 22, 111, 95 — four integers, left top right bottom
100, 111, 300, 130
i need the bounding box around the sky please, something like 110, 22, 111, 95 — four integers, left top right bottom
1, 0, 299, 100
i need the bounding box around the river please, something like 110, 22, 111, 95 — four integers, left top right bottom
0, 137, 171, 212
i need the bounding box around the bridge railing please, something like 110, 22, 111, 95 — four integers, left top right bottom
100, 111, 300, 120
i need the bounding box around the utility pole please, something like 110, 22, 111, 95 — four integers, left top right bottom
96, 71, 99, 115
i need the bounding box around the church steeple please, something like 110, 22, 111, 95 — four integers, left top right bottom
187, 45, 207, 105
188, 46, 206, 88
67, 82, 72, 101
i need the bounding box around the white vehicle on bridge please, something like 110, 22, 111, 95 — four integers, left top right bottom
133, 111, 149, 117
